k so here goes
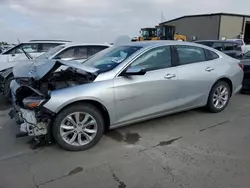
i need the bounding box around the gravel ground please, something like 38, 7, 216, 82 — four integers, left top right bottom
0, 94, 250, 188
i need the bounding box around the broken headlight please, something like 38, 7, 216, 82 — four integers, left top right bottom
22, 96, 45, 109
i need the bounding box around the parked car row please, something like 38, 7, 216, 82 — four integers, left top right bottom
7, 40, 244, 151
194, 39, 250, 92
0, 43, 111, 98
194, 40, 244, 59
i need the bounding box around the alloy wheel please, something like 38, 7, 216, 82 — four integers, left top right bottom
60, 112, 98, 146
212, 85, 229, 109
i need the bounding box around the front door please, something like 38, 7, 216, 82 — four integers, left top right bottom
114, 45, 178, 124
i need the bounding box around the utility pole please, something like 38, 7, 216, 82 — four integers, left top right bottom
161, 11, 166, 23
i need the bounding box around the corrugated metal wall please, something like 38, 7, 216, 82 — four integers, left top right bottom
219, 15, 244, 39
162, 15, 220, 41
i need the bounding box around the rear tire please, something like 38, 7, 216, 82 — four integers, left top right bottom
207, 81, 231, 113
53, 103, 104, 151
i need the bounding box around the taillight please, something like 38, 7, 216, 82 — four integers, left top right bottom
238, 62, 244, 69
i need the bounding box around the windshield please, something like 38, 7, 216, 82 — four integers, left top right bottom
83, 45, 142, 73
156, 27, 163, 37
36, 45, 65, 59
141, 30, 149, 37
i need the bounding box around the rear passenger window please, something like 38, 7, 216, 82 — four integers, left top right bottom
205, 49, 219, 60
175, 45, 206, 65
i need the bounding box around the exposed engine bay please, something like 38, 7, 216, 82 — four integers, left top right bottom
9, 61, 98, 147
15, 67, 96, 103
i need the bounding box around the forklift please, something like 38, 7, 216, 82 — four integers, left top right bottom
136, 27, 158, 41
133, 25, 187, 42
156, 25, 187, 41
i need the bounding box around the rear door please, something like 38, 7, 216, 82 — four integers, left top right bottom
114, 45, 179, 124
174, 45, 218, 109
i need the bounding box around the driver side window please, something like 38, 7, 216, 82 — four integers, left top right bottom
129, 46, 172, 71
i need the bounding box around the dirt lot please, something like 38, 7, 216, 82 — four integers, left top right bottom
0, 94, 250, 188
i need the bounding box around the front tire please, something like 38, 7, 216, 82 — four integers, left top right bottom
53, 103, 104, 151
207, 81, 231, 113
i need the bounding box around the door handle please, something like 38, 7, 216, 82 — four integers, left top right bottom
205, 67, 214, 72
164, 74, 176, 79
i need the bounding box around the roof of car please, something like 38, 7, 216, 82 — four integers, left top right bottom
125, 40, 200, 47
195, 40, 237, 43
29, 40, 71, 43
26, 41, 69, 44
61, 43, 112, 48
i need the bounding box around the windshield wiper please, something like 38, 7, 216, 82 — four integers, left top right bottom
21, 47, 33, 60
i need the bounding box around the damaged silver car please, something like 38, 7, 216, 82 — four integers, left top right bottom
9, 41, 243, 151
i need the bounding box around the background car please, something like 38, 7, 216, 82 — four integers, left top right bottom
194, 40, 243, 59
9, 41, 243, 151
0, 43, 111, 99
0, 40, 71, 71
226, 39, 250, 54
240, 50, 250, 92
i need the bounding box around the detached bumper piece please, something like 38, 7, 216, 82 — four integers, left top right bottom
8, 109, 27, 138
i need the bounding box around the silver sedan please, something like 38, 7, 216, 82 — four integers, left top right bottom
10, 41, 243, 151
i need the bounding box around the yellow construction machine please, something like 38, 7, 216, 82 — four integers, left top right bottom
133, 25, 187, 42
135, 27, 158, 41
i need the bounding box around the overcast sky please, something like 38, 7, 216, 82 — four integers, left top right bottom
0, 0, 249, 43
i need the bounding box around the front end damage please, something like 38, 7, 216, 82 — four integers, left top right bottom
9, 60, 97, 147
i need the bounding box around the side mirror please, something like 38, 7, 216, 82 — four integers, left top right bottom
122, 66, 146, 76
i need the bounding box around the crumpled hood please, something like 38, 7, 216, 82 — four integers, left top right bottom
12, 59, 99, 80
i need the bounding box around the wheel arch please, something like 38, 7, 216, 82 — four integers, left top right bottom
210, 77, 233, 97
54, 99, 111, 131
